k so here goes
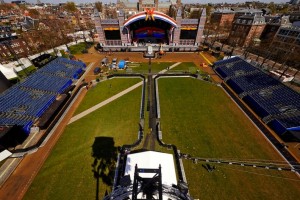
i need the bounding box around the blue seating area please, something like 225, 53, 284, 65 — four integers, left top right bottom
245, 86, 300, 117
214, 57, 300, 139
214, 56, 240, 67
214, 58, 257, 79
0, 57, 86, 135
226, 72, 280, 94
54, 57, 86, 68
21, 72, 72, 93
40, 57, 85, 79
0, 86, 56, 117
268, 116, 300, 136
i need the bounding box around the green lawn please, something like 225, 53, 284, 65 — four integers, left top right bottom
171, 62, 198, 73
158, 77, 300, 200
24, 82, 143, 200
69, 42, 89, 55
17, 65, 37, 79
74, 78, 141, 115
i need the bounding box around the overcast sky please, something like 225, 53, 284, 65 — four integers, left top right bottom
3, 0, 290, 4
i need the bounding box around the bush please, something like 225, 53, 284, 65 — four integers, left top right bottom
81, 49, 88, 54
216, 54, 224, 60
69, 43, 87, 55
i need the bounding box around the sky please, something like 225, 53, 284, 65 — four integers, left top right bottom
3, 0, 289, 4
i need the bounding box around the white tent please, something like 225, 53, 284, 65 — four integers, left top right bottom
0, 64, 17, 79
0, 150, 12, 162
125, 151, 177, 186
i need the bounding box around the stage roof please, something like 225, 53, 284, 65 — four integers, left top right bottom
125, 151, 177, 186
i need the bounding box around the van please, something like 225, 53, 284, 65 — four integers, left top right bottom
112, 58, 117, 65
93, 67, 101, 74
101, 57, 109, 66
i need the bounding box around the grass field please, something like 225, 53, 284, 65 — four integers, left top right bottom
23, 72, 300, 200
171, 62, 198, 73
24, 80, 143, 200
158, 77, 300, 200
17, 65, 37, 79
74, 78, 141, 114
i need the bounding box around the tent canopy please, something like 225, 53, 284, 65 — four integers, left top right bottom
118, 60, 126, 69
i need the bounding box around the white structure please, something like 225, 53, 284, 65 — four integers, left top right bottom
125, 151, 177, 186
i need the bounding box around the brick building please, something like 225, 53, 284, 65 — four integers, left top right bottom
0, 38, 31, 63
94, 3, 206, 50
261, 15, 290, 44
210, 9, 235, 29
270, 24, 300, 65
228, 13, 265, 47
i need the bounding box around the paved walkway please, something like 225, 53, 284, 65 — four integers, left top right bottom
68, 62, 182, 125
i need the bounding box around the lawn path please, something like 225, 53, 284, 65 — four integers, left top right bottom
68, 62, 181, 125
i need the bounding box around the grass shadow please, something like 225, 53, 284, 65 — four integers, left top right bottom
91, 137, 118, 200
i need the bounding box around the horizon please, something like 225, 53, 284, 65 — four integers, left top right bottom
3, 0, 290, 5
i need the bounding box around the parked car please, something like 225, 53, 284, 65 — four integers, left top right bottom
93, 67, 101, 74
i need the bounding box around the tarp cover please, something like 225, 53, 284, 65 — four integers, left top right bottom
125, 151, 177, 186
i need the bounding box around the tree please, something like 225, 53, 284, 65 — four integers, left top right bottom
267, 2, 276, 14
205, 4, 212, 17
64, 1, 77, 13
28, 9, 40, 18
95, 2, 103, 12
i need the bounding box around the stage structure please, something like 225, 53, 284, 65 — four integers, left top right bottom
94, 3, 206, 52
104, 151, 192, 200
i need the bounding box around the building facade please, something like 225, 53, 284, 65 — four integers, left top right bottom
261, 15, 290, 44
228, 13, 265, 47
210, 9, 235, 29
270, 24, 300, 64
0, 38, 31, 63
94, 2, 206, 50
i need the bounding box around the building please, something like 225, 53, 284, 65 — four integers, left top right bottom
289, 12, 300, 23
210, 8, 235, 29
228, 13, 266, 47
232, 8, 264, 21
11, 1, 26, 4
270, 24, 300, 65
0, 26, 17, 42
261, 15, 290, 44
289, 0, 300, 5
94, 2, 206, 51
0, 39, 31, 63
105, 150, 192, 200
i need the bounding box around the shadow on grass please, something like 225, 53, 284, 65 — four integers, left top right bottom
91, 137, 118, 200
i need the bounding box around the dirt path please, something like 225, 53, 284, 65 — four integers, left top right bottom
76, 48, 221, 83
